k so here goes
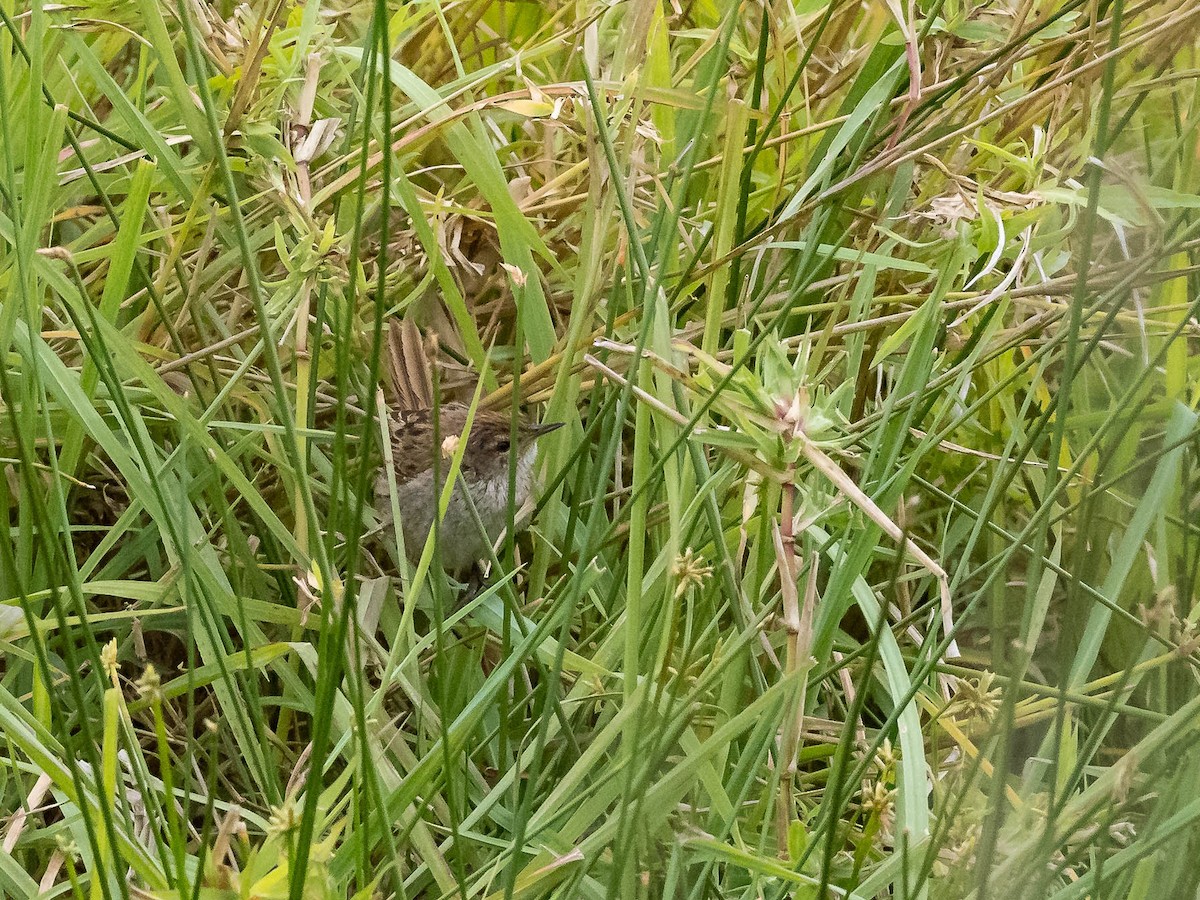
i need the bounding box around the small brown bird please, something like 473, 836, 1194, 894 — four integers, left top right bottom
375, 322, 561, 576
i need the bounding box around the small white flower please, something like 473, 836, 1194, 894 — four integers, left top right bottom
672, 548, 713, 598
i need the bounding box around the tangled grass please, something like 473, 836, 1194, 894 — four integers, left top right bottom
1, 0, 1199, 897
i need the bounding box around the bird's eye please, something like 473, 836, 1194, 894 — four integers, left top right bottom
495, 439, 510, 452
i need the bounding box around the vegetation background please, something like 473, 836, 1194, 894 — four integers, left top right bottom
1, 0, 1198, 896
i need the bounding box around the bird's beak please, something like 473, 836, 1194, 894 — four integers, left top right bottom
527, 421, 564, 438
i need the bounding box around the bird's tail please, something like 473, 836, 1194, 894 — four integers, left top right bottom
385, 318, 435, 411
